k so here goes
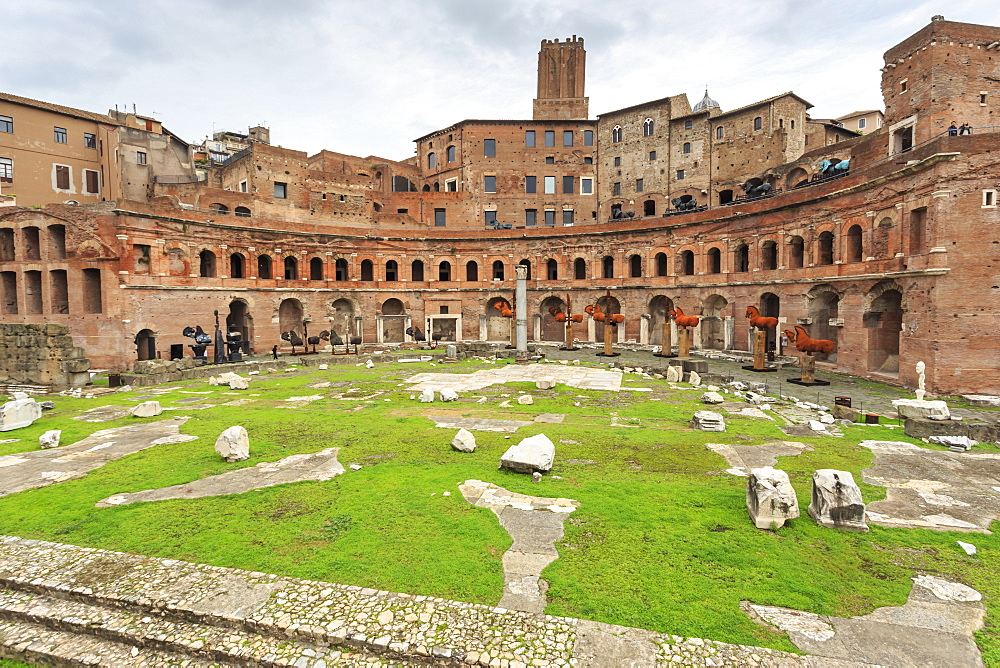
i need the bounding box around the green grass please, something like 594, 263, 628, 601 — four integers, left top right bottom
0, 361, 998, 661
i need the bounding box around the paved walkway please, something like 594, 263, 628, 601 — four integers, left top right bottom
408, 364, 622, 393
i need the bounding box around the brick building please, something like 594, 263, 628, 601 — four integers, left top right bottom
0, 18, 997, 395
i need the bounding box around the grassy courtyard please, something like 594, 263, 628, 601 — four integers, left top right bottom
0, 357, 997, 662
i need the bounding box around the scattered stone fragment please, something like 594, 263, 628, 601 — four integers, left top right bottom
318, 364, 328, 370
702, 391, 725, 404
532, 472, 542, 482
747, 466, 799, 529
440, 389, 459, 402
0, 397, 43, 432
451, 428, 477, 452
957, 541, 977, 556
930, 435, 977, 451
962, 394, 1000, 408
419, 388, 435, 403
808, 469, 868, 532
38, 430, 61, 449
536, 378, 556, 390
131, 401, 163, 418
808, 420, 826, 432
229, 376, 249, 390
665, 366, 682, 383
214, 426, 249, 462
500, 433, 555, 474
365, 359, 375, 369
475, 396, 487, 404
687, 370, 702, 387
517, 395, 534, 405
349, 463, 363, 471
892, 399, 950, 420
38, 400, 55, 410
691, 410, 726, 432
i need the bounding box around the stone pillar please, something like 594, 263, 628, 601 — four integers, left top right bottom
587, 317, 596, 342
639, 314, 650, 345
479, 314, 487, 341
753, 330, 767, 370
800, 355, 816, 383
515, 264, 528, 351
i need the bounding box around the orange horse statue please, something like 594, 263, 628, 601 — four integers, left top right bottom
669, 307, 699, 329
585, 303, 624, 325
745, 305, 778, 330
782, 325, 835, 355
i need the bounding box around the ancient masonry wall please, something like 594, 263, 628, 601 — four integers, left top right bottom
0, 324, 90, 388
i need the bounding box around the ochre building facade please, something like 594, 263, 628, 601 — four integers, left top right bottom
0, 18, 998, 395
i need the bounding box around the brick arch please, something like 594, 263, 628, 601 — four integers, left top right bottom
863, 279, 907, 312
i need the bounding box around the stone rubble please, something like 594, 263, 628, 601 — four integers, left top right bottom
746, 467, 799, 529
0, 397, 43, 432
130, 401, 163, 418
450, 428, 477, 453
439, 388, 459, 402
215, 425, 250, 462
691, 410, 726, 432
807, 469, 868, 532
929, 435, 977, 451
38, 430, 61, 449
499, 433, 555, 474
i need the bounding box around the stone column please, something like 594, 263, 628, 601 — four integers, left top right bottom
515, 264, 528, 351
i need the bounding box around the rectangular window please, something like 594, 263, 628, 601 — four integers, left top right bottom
485, 210, 497, 226
84, 133, 96, 149
636, 178, 644, 192
0, 157, 11, 183
649, 150, 656, 161
544, 210, 556, 227
445, 178, 457, 192
563, 175, 574, 194
484, 175, 496, 193
525, 130, 536, 147
858, 118, 867, 129
434, 208, 446, 227
53, 127, 67, 143
525, 209, 537, 227
614, 156, 621, 167
613, 182, 621, 196
562, 209, 574, 225
85, 169, 99, 194
484, 139, 496, 157
685, 120, 693, 130
239, 180, 247, 193
274, 181, 287, 198
544, 130, 555, 147
581, 177, 593, 194
583, 130, 593, 146
563, 130, 573, 147
446, 145, 455, 162
136, 151, 147, 165
0, 116, 12, 133
525, 176, 536, 194
55, 165, 70, 189
984, 190, 997, 208
676, 169, 685, 180
584, 156, 593, 164
545, 156, 554, 164
543, 176, 556, 194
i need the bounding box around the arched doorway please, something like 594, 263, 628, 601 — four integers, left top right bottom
539, 295, 567, 342
226, 300, 254, 354
486, 297, 512, 341
807, 287, 840, 363
135, 329, 156, 360
648, 295, 674, 346
278, 299, 304, 346
381, 298, 406, 342
866, 287, 903, 375
702, 294, 729, 350
759, 293, 780, 354
329, 298, 355, 344
594, 294, 621, 342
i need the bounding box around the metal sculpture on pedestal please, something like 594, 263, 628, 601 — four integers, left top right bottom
654, 308, 678, 359
307, 330, 331, 354
783, 325, 834, 386
225, 330, 244, 362
212, 310, 225, 364
182, 325, 212, 364
280, 329, 303, 354
743, 306, 778, 373
668, 307, 699, 358
586, 293, 624, 358
405, 325, 426, 344
548, 295, 583, 351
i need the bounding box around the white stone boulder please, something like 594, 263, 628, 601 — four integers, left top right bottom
0, 398, 43, 432
962, 394, 1000, 408
517, 395, 535, 405
215, 426, 249, 462
440, 389, 459, 402
208, 376, 220, 386
892, 399, 950, 420
39, 430, 62, 449
418, 388, 435, 403
691, 410, 726, 432
747, 467, 800, 529
229, 376, 250, 390
536, 378, 556, 390
930, 435, 977, 452
451, 428, 477, 453
665, 366, 682, 382
807, 469, 868, 532
687, 370, 702, 387
500, 433, 555, 474
808, 420, 827, 432
318, 364, 329, 370
10, 392, 29, 401
365, 359, 375, 369
702, 391, 725, 404
131, 401, 163, 418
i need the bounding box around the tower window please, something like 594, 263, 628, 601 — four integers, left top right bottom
643, 118, 654, 136
484, 139, 496, 157
611, 125, 622, 142
525, 131, 536, 147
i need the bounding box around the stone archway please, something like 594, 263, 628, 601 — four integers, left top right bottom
486, 297, 512, 341
702, 294, 729, 350
135, 329, 156, 361
806, 286, 841, 363
278, 299, 304, 345
594, 295, 621, 342
226, 299, 254, 354
865, 287, 904, 375
648, 295, 674, 345
759, 292, 780, 353
381, 298, 406, 342
539, 295, 567, 342
329, 298, 356, 344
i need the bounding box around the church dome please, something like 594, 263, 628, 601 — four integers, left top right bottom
692, 89, 720, 112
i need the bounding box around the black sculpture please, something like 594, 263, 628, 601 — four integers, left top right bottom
406, 326, 426, 342
740, 182, 772, 198
182, 325, 212, 364
671, 197, 699, 211
307, 330, 331, 353
281, 330, 303, 354
225, 331, 243, 362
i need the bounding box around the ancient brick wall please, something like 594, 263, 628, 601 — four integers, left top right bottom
0, 323, 90, 387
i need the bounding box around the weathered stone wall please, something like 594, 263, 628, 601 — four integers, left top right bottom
0, 323, 90, 388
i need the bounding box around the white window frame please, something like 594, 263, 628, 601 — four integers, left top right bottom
543, 176, 556, 194
581, 178, 593, 195
983, 189, 997, 208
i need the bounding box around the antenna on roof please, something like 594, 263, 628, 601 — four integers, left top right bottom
132, 103, 136, 114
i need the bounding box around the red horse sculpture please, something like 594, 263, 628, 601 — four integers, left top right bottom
498, 302, 514, 319
669, 307, 699, 329
585, 303, 624, 324
783, 325, 835, 355
745, 305, 778, 330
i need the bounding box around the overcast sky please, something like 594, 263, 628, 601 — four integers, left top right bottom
4, 1, 995, 161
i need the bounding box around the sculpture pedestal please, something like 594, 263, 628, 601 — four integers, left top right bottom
560, 322, 578, 351
742, 330, 777, 372
653, 321, 677, 358
677, 328, 692, 358
787, 354, 830, 386
595, 323, 620, 357
505, 319, 516, 349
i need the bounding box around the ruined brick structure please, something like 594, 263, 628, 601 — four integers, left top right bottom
0, 18, 997, 395
0, 323, 90, 388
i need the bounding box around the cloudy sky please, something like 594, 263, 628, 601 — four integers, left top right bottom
4, 1, 995, 161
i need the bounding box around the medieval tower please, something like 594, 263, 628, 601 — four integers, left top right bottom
533, 36, 588, 120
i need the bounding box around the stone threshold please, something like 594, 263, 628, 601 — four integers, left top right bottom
0, 535, 821, 667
